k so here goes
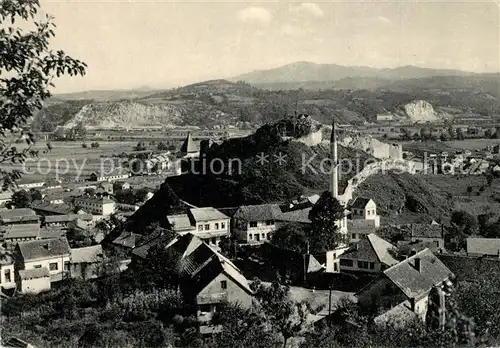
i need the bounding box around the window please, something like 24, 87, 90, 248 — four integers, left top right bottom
215, 223, 219, 230
255, 234, 260, 241
221, 222, 225, 229
249, 234, 253, 240
64, 261, 70, 271
220, 280, 227, 289
4, 269, 11, 283
266, 220, 274, 225
199, 304, 212, 313
357, 261, 369, 269
211, 237, 216, 245
367, 210, 371, 216
352, 233, 357, 239
205, 224, 210, 230
249, 221, 257, 228
33, 264, 42, 269
261, 233, 265, 239
340, 259, 353, 267
49, 262, 58, 271
369, 262, 375, 270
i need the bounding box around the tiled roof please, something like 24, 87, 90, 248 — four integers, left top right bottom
233, 204, 282, 222
347, 219, 377, 232
45, 214, 92, 223
131, 232, 175, 259
39, 226, 66, 240
74, 196, 115, 205
189, 207, 229, 222
167, 214, 194, 231
383, 249, 453, 299
373, 300, 417, 328
438, 254, 500, 282
31, 201, 74, 215
341, 233, 398, 267
276, 208, 311, 223
466, 237, 500, 256
350, 197, 372, 209
19, 267, 50, 280
397, 240, 442, 255
0, 209, 38, 223
2, 223, 40, 240
112, 231, 143, 249
410, 224, 443, 239
17, 238, 70, 261
70, 245, 103, 264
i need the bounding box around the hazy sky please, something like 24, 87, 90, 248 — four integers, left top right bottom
38, 0, 499, 93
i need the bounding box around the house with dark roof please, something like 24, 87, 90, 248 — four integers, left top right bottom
112, 231, 144, 253
44, 213, 93, 228
347, 219, 378, 243
232, 204, 282, 244
14, 238, 71, 284
69, 245, 104, 280
89, 168, 130, 182
0, 208, 39, 225
466, 237, 500, 257
167, 207, 230, 249
410, 224, 445, 251
357, 248, 453, 324
2, 223, 41, 244
134, 233, 253, 325
31, 201, 75, 216
340, 234, 399, 273
349, 197, 380, 229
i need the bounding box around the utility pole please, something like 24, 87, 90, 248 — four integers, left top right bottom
328, 284, 332, 316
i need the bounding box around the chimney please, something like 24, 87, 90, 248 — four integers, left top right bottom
414, 257, 421, 272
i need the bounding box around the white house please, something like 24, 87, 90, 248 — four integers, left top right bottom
167, 207, 230, 248
0, 253, 15, 289
74, 196, 115, 216
232, 204, 282, 244
18, 267, 51, 294
89, 169, 130, 182
349, 197, 380, 228
15, 238, 71, 283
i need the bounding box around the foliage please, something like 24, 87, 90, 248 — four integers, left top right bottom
308, 191, 346, 253
90, 141, 99, 148
0, 0, 86, 189
271, 223, 309, 254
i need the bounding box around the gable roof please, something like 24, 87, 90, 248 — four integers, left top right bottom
112, 231, 143, 249
17, 238, 71, 262
70, 245, 103, 264
31, 201, 74, 215
0, 209, 38, 223
233, 204, 282, 222
350, 197, 372, 210
180, 133, 197, 153
167, 214, 194, 231
466, 237, 500, 256
2, 223, 40, 240
373, 300, 417, 328
383, 248, 453, 299
45, 213, 93, 223
188, 207, 228, 222
341, 233, 398, 267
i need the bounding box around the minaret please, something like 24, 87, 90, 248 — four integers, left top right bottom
330, 118, 338, 198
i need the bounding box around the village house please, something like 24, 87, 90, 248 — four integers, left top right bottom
2, 223, 41, 245
42, 179, 62, 190
348, 219, 378, 243
42, 190, 65, 205
0, 208, 39, 225
96, 182, 114, 195
44, 213, 93, 228
340, 233, 399, 273
74, 196, 115, 216
167, 207, 230, 248
89, 169, 130, 182
69, 245, 104, 280
14, 238, 71, 284
0, 253, 15, 289
0, 190, 13, 208
135, 233, 253, 326
466, 237, 500, 257
113, 181, 131, 191
349, 197, 380, 228
232, 204, 282, 244
16, 178, 45, 190
18, 267, 51, 294
357, 249, 454, 325
409, 224, 445, 251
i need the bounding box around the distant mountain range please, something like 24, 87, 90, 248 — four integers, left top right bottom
231, 61, 478, 85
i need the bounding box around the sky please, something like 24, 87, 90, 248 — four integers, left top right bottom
36, 0, 500, 93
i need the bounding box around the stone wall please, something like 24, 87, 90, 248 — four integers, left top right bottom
292, 128, 323, 147
339, 133, 403, 160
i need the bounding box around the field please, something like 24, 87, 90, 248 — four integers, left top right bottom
3, 141, 139, 183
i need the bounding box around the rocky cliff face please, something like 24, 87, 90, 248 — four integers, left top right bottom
338, 132, 403, 160
403, 100, 438, 122
63, 101, 184, 129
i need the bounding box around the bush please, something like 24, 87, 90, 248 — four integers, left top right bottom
82, 143, 87, 148
91, 142, 100, 148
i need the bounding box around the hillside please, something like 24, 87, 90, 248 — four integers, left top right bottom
32, 72, 500, 131
233, 61, 475, 84
353, 172, 454, 224
155, 120, 374, 207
